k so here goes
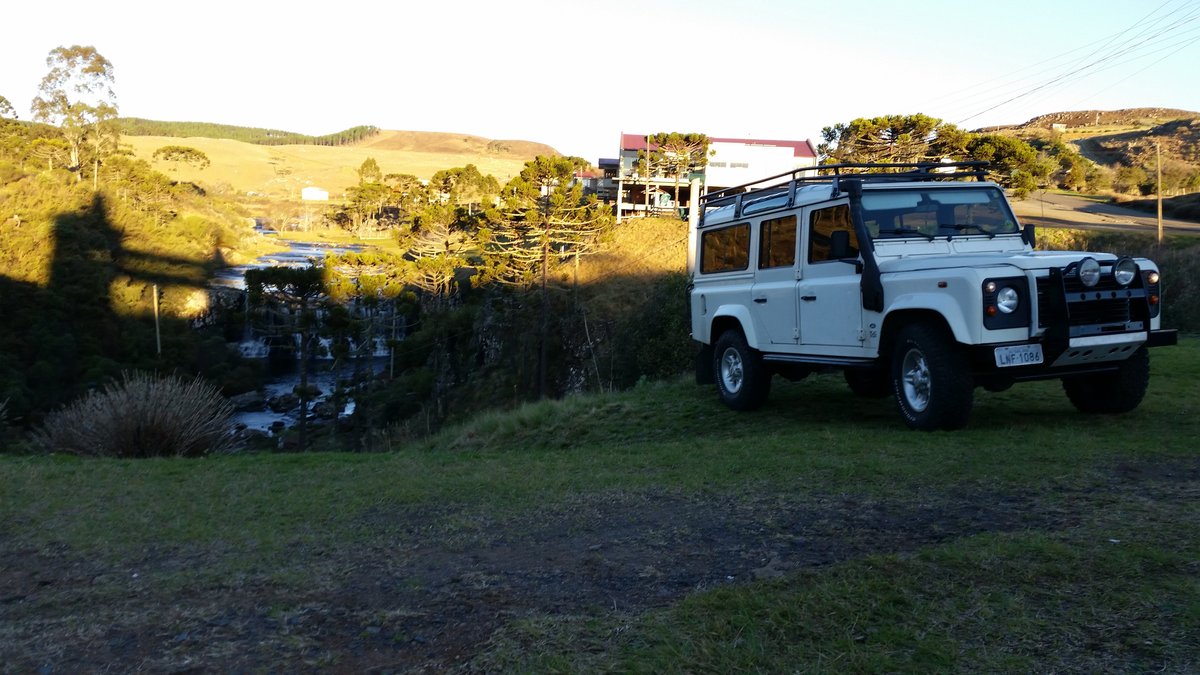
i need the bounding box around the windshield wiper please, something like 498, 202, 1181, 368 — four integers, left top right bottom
940, 223, 995, 239
877, 227, 935, 242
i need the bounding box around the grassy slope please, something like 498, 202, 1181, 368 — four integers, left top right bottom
2, 338, 1197, 670
122, 130, 549, 198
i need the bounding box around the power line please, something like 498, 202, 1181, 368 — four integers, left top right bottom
949, 1, 1200, 126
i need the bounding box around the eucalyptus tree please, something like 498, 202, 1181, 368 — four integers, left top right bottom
0, 95, 15, 119
31, 45, 118, 186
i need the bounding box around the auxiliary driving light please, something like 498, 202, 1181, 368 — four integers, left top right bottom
1078, 257, 1101, 287
1113, 258, 1137, 287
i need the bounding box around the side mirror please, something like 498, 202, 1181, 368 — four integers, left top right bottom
1022, 223, 1037, 248
830, 230, 852, 259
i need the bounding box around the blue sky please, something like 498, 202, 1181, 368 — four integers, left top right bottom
3, 0, 1198, 162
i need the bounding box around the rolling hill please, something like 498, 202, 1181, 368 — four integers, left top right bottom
983, 107, 1200, 169
121, 129, 559, 199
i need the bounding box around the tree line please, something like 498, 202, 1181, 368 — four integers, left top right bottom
116, 118, 380, 146
818, 113, 1200, 198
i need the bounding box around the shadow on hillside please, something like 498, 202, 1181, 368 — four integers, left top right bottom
0, 195, 211, 424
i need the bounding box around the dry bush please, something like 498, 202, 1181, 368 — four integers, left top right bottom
34, 372, 235, 458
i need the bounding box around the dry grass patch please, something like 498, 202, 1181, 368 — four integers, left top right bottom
123, 134, 539, 197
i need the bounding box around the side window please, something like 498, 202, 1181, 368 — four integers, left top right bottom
809, 204, 859, 263
758, 215, 797, 269
700, 223, 750, 274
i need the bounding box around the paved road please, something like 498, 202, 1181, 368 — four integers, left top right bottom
1009, 192, 1200, 235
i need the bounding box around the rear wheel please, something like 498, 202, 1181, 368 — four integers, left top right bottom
1062, 348, 1149, 414
890, 323, 974, 431
714, 330, 770, 411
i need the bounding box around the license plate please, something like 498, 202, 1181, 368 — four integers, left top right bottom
994, 344, 1043, 368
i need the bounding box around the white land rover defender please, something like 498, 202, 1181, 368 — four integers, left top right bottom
688, 162, 1178, 430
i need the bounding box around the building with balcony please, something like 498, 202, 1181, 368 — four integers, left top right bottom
610, 133, 818, 221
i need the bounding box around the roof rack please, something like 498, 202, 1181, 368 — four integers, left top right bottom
700, 161, 990, 212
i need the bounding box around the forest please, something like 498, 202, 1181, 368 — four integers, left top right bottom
116, 118, 381, 146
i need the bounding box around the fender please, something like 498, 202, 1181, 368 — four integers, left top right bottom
883, 292, 978, 344
710, 304, 762, 349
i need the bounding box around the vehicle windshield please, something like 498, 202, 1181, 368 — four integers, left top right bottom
861, 187, 1019, 241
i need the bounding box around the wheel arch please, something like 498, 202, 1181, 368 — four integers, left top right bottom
879, 309, 958, 366
710, 308, 759, 349
883, 293, 974, 345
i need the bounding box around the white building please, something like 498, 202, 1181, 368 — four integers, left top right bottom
611, 134, 818, 221
301, 186, 329, 202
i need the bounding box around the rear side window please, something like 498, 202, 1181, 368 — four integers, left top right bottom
758, 215, 797, 269
701, 223, 750, 274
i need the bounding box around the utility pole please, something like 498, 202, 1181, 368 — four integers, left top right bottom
152, 284, 162, 356
1156, 140, 1163, 246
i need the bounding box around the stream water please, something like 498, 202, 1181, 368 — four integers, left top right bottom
211, 233, 387, 433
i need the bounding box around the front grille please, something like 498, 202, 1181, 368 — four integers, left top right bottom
1036, 269, 1148, 336
1067, 295, 1132, 326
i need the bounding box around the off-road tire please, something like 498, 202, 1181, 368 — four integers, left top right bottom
1062, 347, 1150, 414
714, 329, 771, 411
890, 323, 974, 431
844, 368, 891, 398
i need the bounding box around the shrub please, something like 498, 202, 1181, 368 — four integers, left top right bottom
33, 371, 235, 458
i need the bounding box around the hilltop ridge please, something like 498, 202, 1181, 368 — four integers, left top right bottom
1015, 108, 1199, 130
353, 130, 559, 159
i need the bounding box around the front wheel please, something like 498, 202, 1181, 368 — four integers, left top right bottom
1062, 348, 1149, 414
713, 330, 770, 411
890, 323, 974, 431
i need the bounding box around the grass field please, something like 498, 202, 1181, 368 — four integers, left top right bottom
122, 130, 546, 198
2, 337, 1196, 671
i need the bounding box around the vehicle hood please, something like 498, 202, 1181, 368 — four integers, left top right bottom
876, 249, 1118, 275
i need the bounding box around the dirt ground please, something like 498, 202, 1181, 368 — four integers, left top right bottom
2, 457, 1196, 673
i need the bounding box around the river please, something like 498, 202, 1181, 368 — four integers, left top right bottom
211, 231, 386, 434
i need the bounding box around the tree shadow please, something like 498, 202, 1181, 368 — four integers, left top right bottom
0, 194, 213, 424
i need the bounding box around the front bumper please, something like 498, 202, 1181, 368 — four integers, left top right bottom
970, 328, 1176, 381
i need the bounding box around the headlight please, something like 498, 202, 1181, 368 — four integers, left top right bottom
1113, 258, 1137, 286
1078, 257, 1101, 287
996, 286, 1019, 314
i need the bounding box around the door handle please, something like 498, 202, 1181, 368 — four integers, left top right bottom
753, 297, 768, 303
801, 295, 817, 302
